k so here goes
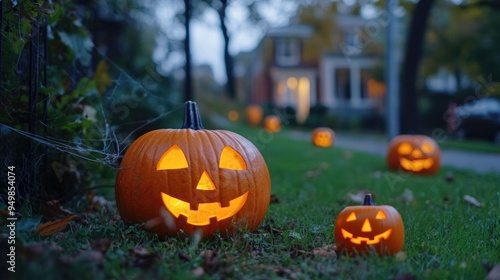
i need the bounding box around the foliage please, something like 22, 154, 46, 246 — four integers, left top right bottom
423, 1, 500, 87
0, 0, 177, 207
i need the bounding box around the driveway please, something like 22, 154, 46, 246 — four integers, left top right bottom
289, 131, 500, 174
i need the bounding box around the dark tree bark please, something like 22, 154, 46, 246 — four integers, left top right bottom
216, 0, 236, 99
400, 0, 435, 134
184, 0, 193, 101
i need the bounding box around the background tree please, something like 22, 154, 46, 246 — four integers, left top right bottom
400, 0, 435, 134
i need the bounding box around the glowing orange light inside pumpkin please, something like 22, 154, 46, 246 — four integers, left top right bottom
157, 144, 249, 226
227, 110, 239, 122
387, 135, 441, 175
311, 127, 335, 148
334, 194, 404, 255
264, 115, 281, 133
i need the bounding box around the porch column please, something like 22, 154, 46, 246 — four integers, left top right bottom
350, 65, 361, 107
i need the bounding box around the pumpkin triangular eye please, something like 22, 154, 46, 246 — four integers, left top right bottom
219, 146, 247, 170
157, 145, 189, 170
375, 210, 387, 220
346, 212, 357, 222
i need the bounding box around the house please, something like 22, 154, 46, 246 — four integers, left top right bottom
235, 8, 386, 125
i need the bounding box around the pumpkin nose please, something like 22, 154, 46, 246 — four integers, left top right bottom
412, 149, 422, 158
361, 218, 372, 232
196, 170, 216, 190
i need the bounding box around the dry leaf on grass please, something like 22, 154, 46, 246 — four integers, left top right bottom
130, 246, 160, 269
399, 189, 415, 205
36, 215, 78, 236
311, 245, 337, 258
463, 195, 483, 207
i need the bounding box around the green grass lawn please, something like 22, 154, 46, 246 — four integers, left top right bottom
4, 126, 500, 280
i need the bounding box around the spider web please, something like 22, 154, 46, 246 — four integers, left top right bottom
1, 48, 184, 171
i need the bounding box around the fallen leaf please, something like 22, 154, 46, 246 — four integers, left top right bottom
311, 245, 337, 258
130, 246, 160, 269
399, 189, 415, 205
91, 238, 112, 253
201, 250, 219, 275
486, 264, 500, 280
192, 267, 205, 278
36, 215, 77, 236
463, 195, 483, 207
270, 194, 280, 204
395, 251, 407, 262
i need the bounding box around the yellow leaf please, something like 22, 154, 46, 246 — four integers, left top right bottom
94, 60, 112, 94
36, 215, 77, 236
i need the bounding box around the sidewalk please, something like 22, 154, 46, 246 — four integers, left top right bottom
289, 131, 500, 174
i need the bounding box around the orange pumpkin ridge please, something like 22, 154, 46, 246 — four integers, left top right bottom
115, 101, 271, 238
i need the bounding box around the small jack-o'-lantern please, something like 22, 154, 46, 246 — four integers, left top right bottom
311, 127, 335, 148
227, 110, 239, 122
116, 101, 271, 237
334, 194, 404, 256
387, 135, 440, 175
246, 104, 263, 126
264, 115, 281, 133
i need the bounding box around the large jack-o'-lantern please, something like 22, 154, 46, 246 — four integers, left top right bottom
334, 194, 404, 256
115, 101, 271, 237
311, 127, 335, 148
387, 135, 441, 175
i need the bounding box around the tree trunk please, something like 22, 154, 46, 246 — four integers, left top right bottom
400, 0, 435, 134
184, 0, 193, 101
217, 0, 236, 99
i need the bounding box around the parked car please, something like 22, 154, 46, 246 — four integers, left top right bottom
453, 97, 500, 144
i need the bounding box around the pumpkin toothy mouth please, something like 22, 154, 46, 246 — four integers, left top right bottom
341, 228, 392, 245
399, 158, 434, 171
161, 192, 248, 226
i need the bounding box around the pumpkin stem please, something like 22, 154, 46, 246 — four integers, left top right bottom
363, 194, 375, 205
182, 101, 204, 130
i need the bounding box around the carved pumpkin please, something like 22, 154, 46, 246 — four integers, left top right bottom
246, 104, 263, 126
115, 101, 271, 237
334, 194, 404, 256
311, 127, 335, 148
387, 135, 441, 175
264, 115, 281, 133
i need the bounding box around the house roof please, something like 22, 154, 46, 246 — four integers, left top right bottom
265, 24, 314, 38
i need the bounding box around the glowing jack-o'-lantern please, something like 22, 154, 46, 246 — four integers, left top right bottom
115, 101, 271, 237
264, 115, 281, 133
311, 127, 335, 148
387, 135, 441, 175
334, 194, 404, 256
246, 104, 263, 126
227, 110, 239, 122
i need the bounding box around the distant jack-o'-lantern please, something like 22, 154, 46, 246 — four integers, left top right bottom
246, 104, 263, 126
115, 101, 271, 238
264, 115, 281, 133
227, 110, 239, 122
387, 135, 441, 175
334, 194, 404, 256
311, 127, 335, 148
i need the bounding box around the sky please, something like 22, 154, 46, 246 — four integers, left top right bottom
155, 1, 298, 84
